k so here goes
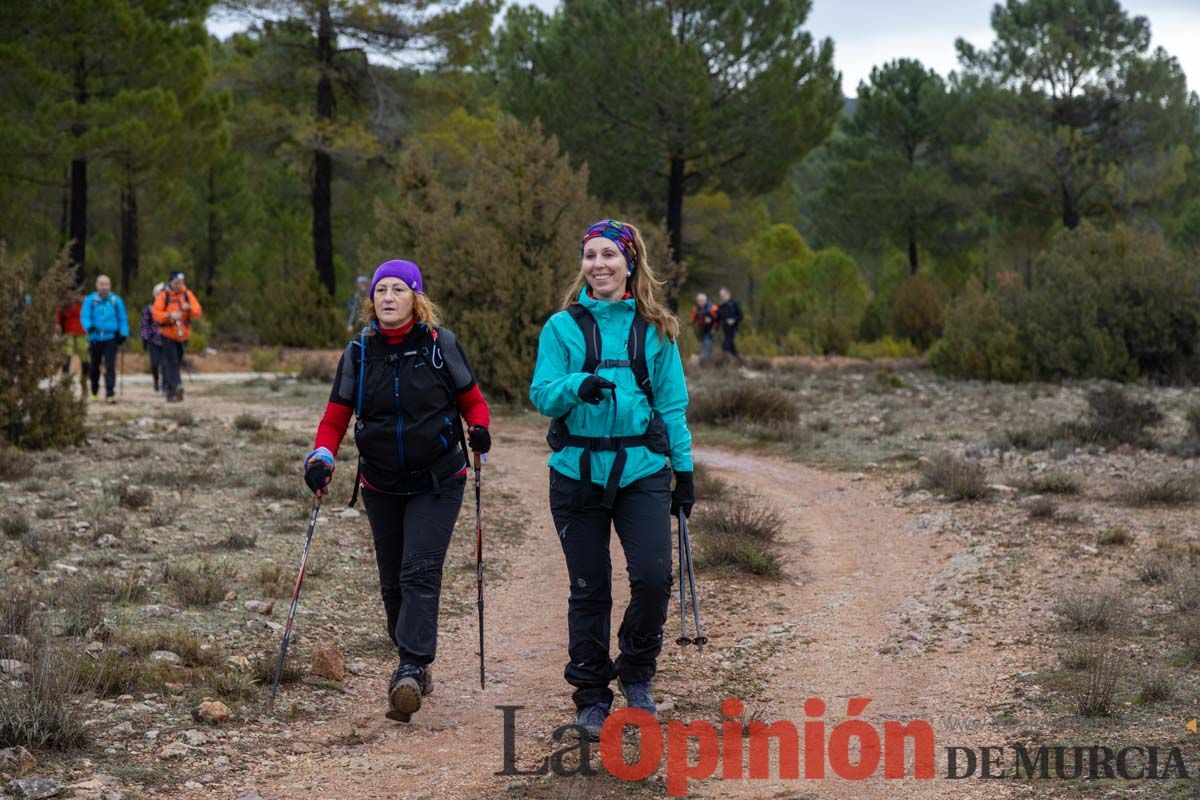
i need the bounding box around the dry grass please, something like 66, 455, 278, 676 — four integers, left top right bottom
1097, 526, 1133, 547
1025, 496, 1058, 519
234, 414, 264, 432
691, 497, 785, 577
919, 453, 991, 501
1053, 587, 1126, 633
112, 627, 223, 668
693, 464, 731, 503
117, 484, 153, 510
1, 512, 32, 539
1074, 644, 1122, 718
1115, 474, 1199, 507
0, 633, 91, 750
256, 563, 294, 599
689, 383, 798, 426
1135, 667, 1174, 704
164, 562, 231, 607
1016, 471, 1083, 495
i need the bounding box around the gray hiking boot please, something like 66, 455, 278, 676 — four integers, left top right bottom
618, 679, 657, 717
575, 703, 610, 742
386, 664, 425, 722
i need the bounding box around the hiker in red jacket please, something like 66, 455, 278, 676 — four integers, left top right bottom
56, 296, 88, 398
303, 259, 492, 724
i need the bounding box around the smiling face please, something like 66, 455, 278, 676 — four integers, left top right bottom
96, 275, 111, 298
373, 277, 414, 327
581, 236, 629, 301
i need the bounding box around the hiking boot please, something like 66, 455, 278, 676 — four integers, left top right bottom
618, 679, 657, 718
105, 395, 116, 404
575, 703, 610, 742
386, 663, 425, 722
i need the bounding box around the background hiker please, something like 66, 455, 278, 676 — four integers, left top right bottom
55, 293, 89, 398
717, 286, 743, 361
152, 270, 202, 402
346, 274, 369, 332
304, 259, 492, 723
690, 292, 720, 364
530, 218, 695, 741
140, 283, 166, 393
80, 274, 129, 404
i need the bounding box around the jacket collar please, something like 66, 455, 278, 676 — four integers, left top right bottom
578, 287, 636, 316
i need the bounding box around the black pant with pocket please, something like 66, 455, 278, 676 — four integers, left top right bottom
549, 466, 673, 710
88, 339, 118, 397
161, 340, 184, 396
362, 473, 466, 668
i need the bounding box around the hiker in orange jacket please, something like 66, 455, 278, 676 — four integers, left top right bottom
152, 270, 203, 402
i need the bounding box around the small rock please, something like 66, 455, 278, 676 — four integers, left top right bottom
143, 730, 159, 740
988, 483, 1019, 497
267, 502, 283, 514
85, 641, 105, 654
346, 661, 368, 676
94, 534, 121, 548
141, 605, 180, 618
148, 651, 182, 666
224, 590, 238, 602
159, 742, 190, 759
5, 777, 64, 799
339, 507, 361, 519
235, 792, 265, 800
244, 600, 274, 616
183, 781, 204, 790
192, 700, 230, 725
657, 698, 675, 714
52, 562, 80, 575
312, 644, 345, 681
226, 655, 251, 670
110, 721, 135, 736
0, 745, 36, 776
179, 729, 207, 747
0, 659, 28, 676
1079, 544, 1100, 556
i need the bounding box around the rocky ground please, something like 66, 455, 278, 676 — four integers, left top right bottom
1, 358, 1199, 799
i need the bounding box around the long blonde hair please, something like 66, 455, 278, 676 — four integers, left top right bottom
560, 222, 680, 341
361, 291, 442, 332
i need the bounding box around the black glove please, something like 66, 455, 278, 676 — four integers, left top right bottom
116, 334, 126, 345
578, 375, 616, 404
468, 425, 491, 453
304, 460, 332, 495
671, 471, 695, 518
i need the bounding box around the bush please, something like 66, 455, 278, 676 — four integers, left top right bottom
0, 447, 35, 482
164, 562, 231, 607
1097, 526, 1133, 546
1074, 645, 1122, 718
0, 633, 91, 750
919, 453, 991, 500
693, 464, 730, 503
689, 383, 798, 426
928, 280, 1027, 382
1, 512, 31, 539
1054, 588, 1125, 633
251, 347, 282, 373
234, 414, 264, 432
257, 563, 294, 598
368, 116, 598, 402
1018, 224, 1200, 383
117, 484, 153, 510
1082, 386, 1162, 447
691, 497, 785, 577
0, 244, 87, 449
891, 275, 943, 350
1116, 474, 1199, 506
846, 336, 919, 360
1016, 471, 1082, 495
298, 355, 335, 383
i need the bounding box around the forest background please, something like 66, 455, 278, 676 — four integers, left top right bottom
3, 0, 1199, 405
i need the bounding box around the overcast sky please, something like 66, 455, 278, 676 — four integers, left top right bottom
207, 0, 1199, 98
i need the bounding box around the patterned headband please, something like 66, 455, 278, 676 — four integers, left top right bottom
580, 219, 639, 275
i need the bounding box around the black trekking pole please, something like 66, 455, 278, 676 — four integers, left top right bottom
473, 451, 485, 689
679, 510, 708, 651
676, 510, 690, 646
269, 495, 321, 710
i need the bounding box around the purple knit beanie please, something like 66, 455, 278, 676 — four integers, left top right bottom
371, 260, 424, 296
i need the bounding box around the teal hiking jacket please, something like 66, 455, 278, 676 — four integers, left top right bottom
530, 289, 693, 487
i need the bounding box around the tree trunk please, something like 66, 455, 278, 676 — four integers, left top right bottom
312, 1, 336, 298
665, 154, 685, 308
907, 220, 919, 275
119, 175, 139, 292
59, 168, 69, 248
1061, 184, 1080, 230
205, 165, 219, 297
69, 57, 88, 287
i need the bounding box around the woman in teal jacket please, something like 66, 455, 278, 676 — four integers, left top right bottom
530, 219, 694, 740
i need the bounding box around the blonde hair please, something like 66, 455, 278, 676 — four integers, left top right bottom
561, 222, 680, 341
361, 291, 442, 332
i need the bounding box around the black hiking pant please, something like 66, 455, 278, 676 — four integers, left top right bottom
362, 474, 465, 669
161, 340, 184, 396
147, 342, 163, 390
722, 326, 740, 358
549, 466, 673, 710
88, 339, 118, 397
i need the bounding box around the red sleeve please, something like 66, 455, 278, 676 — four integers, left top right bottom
313, 400, 354, 457
456, 384, 490, 429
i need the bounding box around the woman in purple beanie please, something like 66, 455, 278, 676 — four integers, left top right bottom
303, 259, 493, 722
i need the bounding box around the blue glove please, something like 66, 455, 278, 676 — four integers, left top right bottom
304, 447, 335, 495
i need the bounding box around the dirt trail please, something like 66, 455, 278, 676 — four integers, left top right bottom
90, 382, 1029, 799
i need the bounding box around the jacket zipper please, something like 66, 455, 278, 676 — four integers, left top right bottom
393, 365, 405, 467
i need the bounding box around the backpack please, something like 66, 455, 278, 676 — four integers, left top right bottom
345, 323, 469, 506
546, 304, 670, 508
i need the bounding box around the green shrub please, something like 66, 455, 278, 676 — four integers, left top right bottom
928, 280, 1027, 382
164, 562, 231, 607
1082, 386, 1162, 447
234, 414, 264, 432
1018, 224, 1200, 383
0, 633, 91, 750
0, 245, 87, 449
847, 336, 919, 360
891, 275, 943, 350
251, 347, 282, 373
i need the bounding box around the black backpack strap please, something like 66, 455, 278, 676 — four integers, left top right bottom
566, 304, 601, 375
424, 326, 469, 475
627, 314, 653, 407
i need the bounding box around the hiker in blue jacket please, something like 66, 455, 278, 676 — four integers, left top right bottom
530, 219, 695, 741
80, 275, 129, 403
